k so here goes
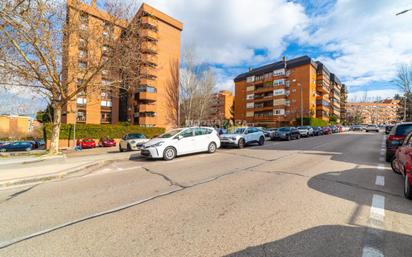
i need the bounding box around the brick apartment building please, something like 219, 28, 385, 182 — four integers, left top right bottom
347, 99, 401, 124
233, 56, 347, 127
208, 90, 234, 120
62, 0, 183, 129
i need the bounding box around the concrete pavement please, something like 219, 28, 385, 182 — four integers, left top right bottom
0, 132, 411, 257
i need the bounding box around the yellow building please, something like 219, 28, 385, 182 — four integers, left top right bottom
0, 115, 33, 138
347, 99, 400, 124
208, 90, 234, 120
62, 0, 183, 129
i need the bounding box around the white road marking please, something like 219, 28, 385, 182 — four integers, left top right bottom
362, 247, 384, 257
370, 194, 385, 221
377, 164, 385, 170
375, 176, 385, 186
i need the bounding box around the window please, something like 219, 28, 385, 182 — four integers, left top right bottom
246, 102, 254, 109
181, 129, 194, 138
195, 128, 211, 136
79, 50, 87, 58
274, 109, 285, 115
273, 69, 285, 76
79, 61, 87, 70
274, 99, 286, 105
246, 111, 254, 117
246, 76, 255, 83
274, 89, 285, 96
246, 94, 254, 100
77, 97, 87, 105
101, 100, 112, 107
77, 110, 86, 122
101, 112, 112, 123
246, 86, 255, 91
273, 79, 285, 86
102, 80, 111, 86
79, 38, 87, 48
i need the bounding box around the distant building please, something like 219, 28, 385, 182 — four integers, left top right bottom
208, 90, 234, 120
62, 0, 183, 129
233, 55, 347, 127
0, 115, 34, 138
346, 99, 401, 124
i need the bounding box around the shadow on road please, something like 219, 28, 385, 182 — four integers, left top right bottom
224, 225, 412, 257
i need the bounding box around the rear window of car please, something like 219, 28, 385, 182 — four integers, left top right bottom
395, 124, 412, 136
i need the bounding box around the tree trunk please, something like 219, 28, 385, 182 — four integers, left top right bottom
49, 105, 62, 155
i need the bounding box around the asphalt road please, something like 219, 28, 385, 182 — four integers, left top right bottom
0, 132, 411, 257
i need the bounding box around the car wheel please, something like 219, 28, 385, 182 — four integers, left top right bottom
208, 142, 217, 153
238, 139, 245, 149
119, 145, 123, 152
391, 158, 401, 174
385, 153, 392, 163
287, 135, 291, 141
258, 136, 265, 146
404, 175, 412, 200
163, 147, 176, 161
127, 143, 131, 152
297, 134, 301, 140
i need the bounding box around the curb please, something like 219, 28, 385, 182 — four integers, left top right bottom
0, 155, 66, 166
0, 159, 120, 189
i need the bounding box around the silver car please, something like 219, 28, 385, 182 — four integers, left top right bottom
220, 127, 265, 148
119, 133, 150, 152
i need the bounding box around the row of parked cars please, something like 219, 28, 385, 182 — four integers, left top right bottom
0, 140, 45, 152
384, 123, 412, 199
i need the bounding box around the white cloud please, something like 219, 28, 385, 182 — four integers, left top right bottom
348, 89, 400, 102
141, 0, 308, 65
303, 0, 412, 88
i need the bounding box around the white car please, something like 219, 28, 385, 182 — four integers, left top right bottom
365, 124, 379, 133
220, 127, 265, 148
140, 127, 221, 160
119, 133, 150, 152
297, 126, 314, 137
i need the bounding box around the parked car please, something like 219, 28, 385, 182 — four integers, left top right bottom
0, 141, 33, 152
336, 125, 344, 133
264, 128, 278, 139
329, 125, 339, 133
365, 124, 379, 132
77, 138, 96, 149
321, 126, 331, 135
220, 127, 265, 148
390, 131, 412, 199
313, 127, 324, 136
386, 122, 412, 162
141, 127, 221, 160
351, 125, 363, 131
119, 133, 149, 152
272, 127, 301, 141
99, 137, 116, 147
385, 125, 394, 135
297, 126, 314, 137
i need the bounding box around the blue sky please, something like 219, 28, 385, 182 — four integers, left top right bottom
2, 0, 412, 116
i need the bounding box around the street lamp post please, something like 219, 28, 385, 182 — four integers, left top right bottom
73, 97, 77, 149
291, 79, 304, 126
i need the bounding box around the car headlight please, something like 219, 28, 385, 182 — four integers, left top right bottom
130, 140, 136, 144
231, 137, 237, 140
149, 141, 164, 148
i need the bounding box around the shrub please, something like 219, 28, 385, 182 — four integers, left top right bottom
43, 123, 165, 140
296, 117, 328, 127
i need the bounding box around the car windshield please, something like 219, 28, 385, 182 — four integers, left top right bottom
395, 125, 412, 136
278, 128, 290, 132
83, 139, 94, 142
127, 134, 145, 139
233, 128, 246, 134
298, 126, 308, 129
159, 129, 183, 138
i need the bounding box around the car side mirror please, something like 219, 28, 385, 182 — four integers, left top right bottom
177, 135, 183, 140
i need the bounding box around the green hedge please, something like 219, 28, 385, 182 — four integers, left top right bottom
43, 123, 165, 140
296, 117, 328, 127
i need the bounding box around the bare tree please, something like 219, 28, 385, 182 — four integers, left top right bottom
394, 63, 412, 121
0, 0, 143, 154
179, 48, 216, 125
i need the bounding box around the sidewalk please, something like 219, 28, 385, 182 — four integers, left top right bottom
0, 151, 139, 188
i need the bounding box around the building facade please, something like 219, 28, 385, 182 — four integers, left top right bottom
234, 56, 346, 127
346, 99, 401, 124
62, 0, 183, 129
0, 115, 34, 138
208, 90, 234, 120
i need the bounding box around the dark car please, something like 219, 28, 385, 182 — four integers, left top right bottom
385, 125, 394, 135
99, 137, 116, 147
322, 126, 332, 135
0, 142, 33, 152
391, 131, 412, 199
313, 127, 324, 136
271, 127, 300, 141
386, 123, 412, 162
351, 125, 363, 131
330, 125, 339, 133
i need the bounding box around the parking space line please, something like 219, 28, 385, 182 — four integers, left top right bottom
375, 176, 385, 186
370, 194, 385, 221
361, 194, 385, 257
377, 164, 385, 170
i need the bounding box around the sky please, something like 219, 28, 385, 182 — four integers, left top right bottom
2, 0, 412, 115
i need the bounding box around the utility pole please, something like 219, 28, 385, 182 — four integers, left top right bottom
73, 97, 77, 149
299, 83, 303, 126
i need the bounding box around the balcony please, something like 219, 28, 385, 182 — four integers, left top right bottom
254, 87, 274, 94
317, 82, 330, 93
140, 29, 158, 40
139, 92, 157, 101
141, 41, 157, 52
139, 116, 156, 124
141, 53, 158, 64
140, 66, 157, 77
139, 104, 156, 112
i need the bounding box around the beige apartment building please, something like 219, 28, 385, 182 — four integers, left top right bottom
208, 90, 234, 120
234, 56, 347, 127
347, 99, 401, 124
62, 0, 183, 129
